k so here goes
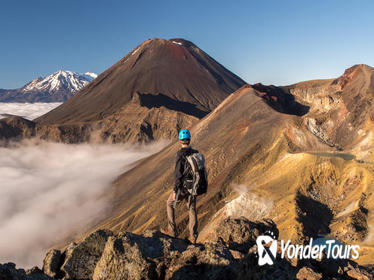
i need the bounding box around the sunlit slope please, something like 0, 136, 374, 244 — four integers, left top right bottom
92, 86, 328, 237
218, 149, 374, 265
69, 64, 374, 266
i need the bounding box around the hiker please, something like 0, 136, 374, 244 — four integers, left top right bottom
165, 129, 208, 244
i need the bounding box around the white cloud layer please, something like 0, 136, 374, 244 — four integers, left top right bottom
0, 102, 62, 120
0, 139, 168, 268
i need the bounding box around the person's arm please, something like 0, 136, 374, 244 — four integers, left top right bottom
174, 152, 184, 193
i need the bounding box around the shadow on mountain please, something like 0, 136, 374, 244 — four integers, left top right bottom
252, 83, 310, 116
138, 92, 209, 119
132, 234, 189, 258
0, 116, 35, 144
296, 192, 333, 238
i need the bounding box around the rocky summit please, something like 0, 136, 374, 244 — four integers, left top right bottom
1, 217, 372, 280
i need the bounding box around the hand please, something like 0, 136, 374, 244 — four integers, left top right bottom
172, 191, 176, 200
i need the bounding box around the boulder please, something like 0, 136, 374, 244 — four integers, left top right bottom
314, 257, 346, 277
61, 229, 113, 279
0, 262, 52, 280
165, 242, 238, 280
93, 234, 156, 280
236, 249, 298, 280
93, 229, 238, 280
93, 230, 189, 280
43, 249, 62, 277
215, 217, 278, 253
345, 264, 372, 280
296, 267, 322, 280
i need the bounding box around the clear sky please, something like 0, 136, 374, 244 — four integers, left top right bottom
1, 0, 373, 89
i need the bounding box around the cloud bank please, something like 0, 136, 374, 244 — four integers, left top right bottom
0, 139, 167, 268
0, 102, 62, 120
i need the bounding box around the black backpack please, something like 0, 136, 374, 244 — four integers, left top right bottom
183, 152, 208, 196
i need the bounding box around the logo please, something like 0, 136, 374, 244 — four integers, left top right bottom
256, 232, 277, 266
255, 234, 360, 266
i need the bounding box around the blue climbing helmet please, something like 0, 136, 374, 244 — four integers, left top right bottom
179, 129, 191, 140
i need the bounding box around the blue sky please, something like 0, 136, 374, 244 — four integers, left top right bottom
0, 0, 373, 88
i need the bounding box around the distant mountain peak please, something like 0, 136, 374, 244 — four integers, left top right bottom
22, 70, 97, 94
0, 70, 97, 102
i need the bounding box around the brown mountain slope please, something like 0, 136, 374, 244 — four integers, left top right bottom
0, 95, 199, 143
84, 85, 326, 239
254, 64, 374, 152
63, 65, 374, 266
31, 38, 245, 143
0, 116, 35, 141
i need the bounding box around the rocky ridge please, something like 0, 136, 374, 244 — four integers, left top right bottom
1, 218, 372, 280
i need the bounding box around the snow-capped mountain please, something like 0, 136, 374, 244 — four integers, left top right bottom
0, 70, 98, 102
22, 70, 97, 93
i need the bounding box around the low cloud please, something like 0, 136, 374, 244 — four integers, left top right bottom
0, 139, 168, 268
0, 102, 62, 120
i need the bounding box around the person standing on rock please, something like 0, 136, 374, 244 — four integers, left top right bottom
165, 129, 208, 244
